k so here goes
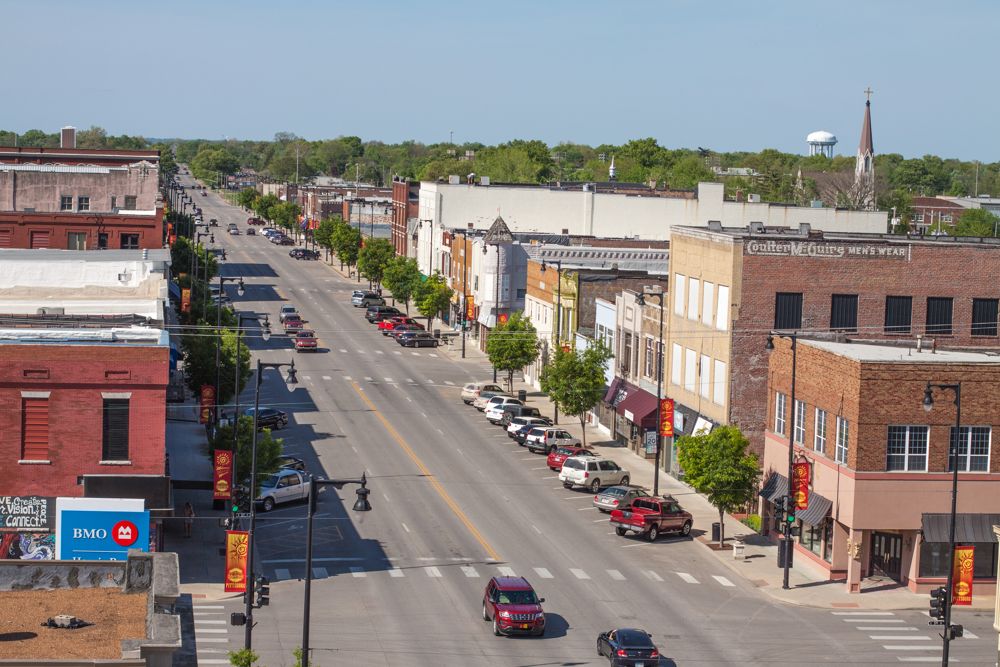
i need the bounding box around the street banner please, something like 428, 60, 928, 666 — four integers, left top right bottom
466, 299, 475, 320
213, 450, 233, 500
952, 545, 975, 605
659, 398, 674, 437
792, 461, 810, 510
224, 530, 250, 592
199, 385, 215, 424
497, 312, 509, 325
181, 288, 191, 313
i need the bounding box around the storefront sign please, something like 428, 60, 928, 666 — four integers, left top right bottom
0, 496, 54, 532
643, 429, 659, 455
952, 545, 974, 606
745, 239, 909, 260
224, 530, 250, 592
213, 450, 234, 500
497, 312, 509, 325
792, 461, 810, 510
56, 500, 150, 561
199, 385, 216, 424
181, 288, 192, 313
658, 399, 674, 437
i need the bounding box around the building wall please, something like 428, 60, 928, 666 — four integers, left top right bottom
0, 146, 159, 168
0, 210, 163, 250
0, 165, 160, 213
0, 343, 169, 498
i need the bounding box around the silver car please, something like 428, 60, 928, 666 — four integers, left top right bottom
593, 485, 651, 513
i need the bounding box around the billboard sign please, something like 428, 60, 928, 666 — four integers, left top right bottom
56, 498, 149, 561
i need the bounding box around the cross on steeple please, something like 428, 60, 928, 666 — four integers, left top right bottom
864, 87, 873, 103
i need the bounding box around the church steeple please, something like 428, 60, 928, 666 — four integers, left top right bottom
608, 155, 617, 182
854, 87, 876, 210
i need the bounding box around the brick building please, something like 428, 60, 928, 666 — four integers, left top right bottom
392, 177, 420, 257
665, 224, 1000, 461
0, 209, 164, 250
910, 196, 967, 233
763, 338, 1000, 597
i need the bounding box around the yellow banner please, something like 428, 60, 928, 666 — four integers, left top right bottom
952, 545, 974, 606
224, 530, 249, 592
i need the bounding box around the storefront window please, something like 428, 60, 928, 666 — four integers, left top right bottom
823, 520, 833, 563
919, 541, 998, 578
798, 521, 823, 557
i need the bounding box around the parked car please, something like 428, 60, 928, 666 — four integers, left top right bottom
389, 323, 424, 339
268, 234, 288, 244
498, 404, 544, 427
353, 291, 385, 308
597, 628, 660, 666
506, 416, 551, 439
547, 445, 595, 470
378, 316, 422, 335
257, 469, 308, 512
243, 407, 288, 430
481, 577, 545, 637
365, 305, 402, 323
593, 485, 651, 513
200, 191, 207, 197
246, 228, 256, 236
278, 305, 299, 323
512, 419, 554, 445
277, 236, 295, 246
462, 382, 505, 405
472, 390, 511, 410
284, 316, 305, 334
485, 398, 523, 424
398, 331, 440, 348
247, 217, 265, 225
289, 248, 320, 260
294, 330, 318, 351
277, 455, 305, 471
525, 427, 581, 454
610, 496, 692, 541
558, 455, 629, 492
478, 395, 521, 414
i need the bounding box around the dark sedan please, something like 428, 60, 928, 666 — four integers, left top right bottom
243, 407, 288, 430
398, 332, 440, 348
289, 248, 320, 260
597, 628, 660, 666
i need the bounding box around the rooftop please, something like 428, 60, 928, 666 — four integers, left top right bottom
526, 244, 669, 274
0, 248, 170, 263
674, 223, 1000, 248
0, 326, 168, 346
802, 339, 1000, 364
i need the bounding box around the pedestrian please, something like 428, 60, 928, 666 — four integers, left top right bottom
183, 502, 195, 538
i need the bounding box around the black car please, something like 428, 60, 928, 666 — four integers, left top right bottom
289, 248, 320, 260
243, 407, 288, 430
597, 628, 659, 666
278, 237, 296, 246
365, 305, 402, 323
399, 332, 440, 348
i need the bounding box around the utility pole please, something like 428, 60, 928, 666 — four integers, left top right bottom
295, 144, 300, 184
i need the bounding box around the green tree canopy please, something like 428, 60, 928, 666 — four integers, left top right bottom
485, 312, 541, 391
413, 272, 454, 329
382, 256, 421, 313
331, 223, 361, 269
539, 340, 614, 446
954, 208, 998, 237
676, 425, 760, 547
208, 416, 284, 496
357, 238, 395, 288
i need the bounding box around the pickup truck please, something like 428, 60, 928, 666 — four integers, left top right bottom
257, 469, 309, 511
609, 496, 693, 542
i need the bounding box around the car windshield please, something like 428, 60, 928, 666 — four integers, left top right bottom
617, 629, 653, 647
527, 428, 545, 437
554, 447, 575, 456
261, 474, 280, 488
601, 487, 628, 497
562, 458, 584, 470
496, 589, 538, 605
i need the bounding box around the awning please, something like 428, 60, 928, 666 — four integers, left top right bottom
603, 378, 623, 404
615, 386, 658, 426
922, 513, 1000, 543
759, 473, 788, 503
797, 492, 833, 526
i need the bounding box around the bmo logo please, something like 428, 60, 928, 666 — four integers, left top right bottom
57, 503, 150, 561
72, 527, 108, 539
112, 520, 139, 546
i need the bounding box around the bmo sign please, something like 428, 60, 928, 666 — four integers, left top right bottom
56, 498, 150, 561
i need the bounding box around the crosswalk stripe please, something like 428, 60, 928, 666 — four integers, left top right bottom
312, 567, 328, 578
343, 375, 352, 381
195, 620, 226, 624
407, 378, 415, 383
534, 568, 553, 579
426, 379, 434, 383
394, 351, 402, 355
339, 348, 348, 353
425, 566, 442, 578
192, 605, 224, 609
842, 619, 903, 623
712, 575, 735, 587
856, 626, 917, 631
607, 569, 625, 581
963, 631, 979, 639
676, 572, 699, 584
896, 659, 949, 663
197, 661, 231, 665
644, 570, 663, 582
429, 353, 438, 357
871, 635, 931, 640
497, 566, 516, 577
832, 611, 896, 616
195, 638, 230, 643
350, 567, 366, 578
412, 352, 420, 356
570, 568, 590, 580
275, 568, 290, 580
461, 566, 479, 578
195, 629, 229, 634
384, 378, 394, 383
322, 376, 331, 380
388, 568, 405, 578
364, 376, 373, 381
356, 350, 366, 354
883, 646, 942, 651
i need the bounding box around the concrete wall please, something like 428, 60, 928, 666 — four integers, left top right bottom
0, 164, 159, 213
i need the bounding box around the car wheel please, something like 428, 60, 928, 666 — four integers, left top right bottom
493, 618, 501, 636
482, 603, 489, 621
563, 483, 573, 489
681, 520, 692, 536
534, 627, 544, 637
263, 497, 275, 512
619, 475, 629, 486
616, 527, 627, 537
590, 479, 601, 493
647, 525, 659, 542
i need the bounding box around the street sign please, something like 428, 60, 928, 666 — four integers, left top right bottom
928, 620, 945, 626
234, 512, 252, 518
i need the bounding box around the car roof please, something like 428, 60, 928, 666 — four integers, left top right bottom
493, 576, 533, 590
281, 305, 297, 311
297, 329, 315, 335
614, 628, 653, 646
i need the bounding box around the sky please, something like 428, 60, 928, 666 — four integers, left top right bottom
4, 0, 997, 160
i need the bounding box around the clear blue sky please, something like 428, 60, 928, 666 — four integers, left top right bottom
4, 0, 996, 160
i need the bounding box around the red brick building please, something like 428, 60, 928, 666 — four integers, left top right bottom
763, 338, 1000, 597
0, 209, 164, 250
392, 177, 420, 256
910, 196, 967, 233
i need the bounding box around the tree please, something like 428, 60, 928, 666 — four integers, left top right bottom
253, 193, 281, 224
314, 216, 339, 260
382, 256, 421, 312
539, 341, 613, 446
236, 187, 259, 211
271, 201, 303, 239
357, 238, 395, 288
331, 223, 361, 272
413, 272, 453, 330
954, 208, 998, 237
485, 312, 541, 391
675, 425, 760, 547
179, 325, 249, 409
208, 416, 284, 496
668, 155, 715, 189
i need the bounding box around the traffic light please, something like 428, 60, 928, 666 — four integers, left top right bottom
254, 575, 270, 607
232, 486, 250, 515
230, 612, 247, 626
929, 586, 948, 620
948, 624, 963, 640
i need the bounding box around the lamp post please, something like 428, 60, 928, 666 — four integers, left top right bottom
540, 259, 563, 425
230, 313, 270, 523
301, 474, 371, 664
922, 381, 963, 666
765, 331, 798, 590
243, 359, 297, 650
214, 277, 246, 429
636, 288, 665, 495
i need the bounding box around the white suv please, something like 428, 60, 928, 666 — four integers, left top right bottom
484, 397, 523, 423
558, 456, 630, 493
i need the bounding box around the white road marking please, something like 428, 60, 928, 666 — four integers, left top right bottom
401, 522, 410, 533
425, 566, 442, 578
531, 524, 541, 534
712, 575, 735, 587
643, 570, 664, 582
192, 605, 224, 609
426, 379, 434, 383
312, 568, 328, 578
197, 660, 231, 665
676, 572, 699, 584
394, 351, 402, 355
579, 507, 595, 511
302, 375, 311, 381
195, 638, 230, 643
497, 566, 516, 577
883, 646, 941, 651
963, 631, 979, 639
194, 620, 226, 624
896, 659, 949, 663
356, 350, 366, 354
872, 635, 932, 640
563, 495, 593, 500
195, 629, 229, 634
607, 569, 626, 581
350, 567, 366, 578
429, 353, 438, 357
275, 568, 291, 580
343, 375, 352, 381
856, 626, 918, 631
843, 619, 903, 623
570, 568, 590, 580
389, 568, 404, 578
412, 352, 420, 356
322, 376, 332, 380
407, 378, 415, 383
833, 611, 896, 616
339, 349, 348, 353
365, 376, 373, 381
461, 566, 479, 578
384, 378, 394, 383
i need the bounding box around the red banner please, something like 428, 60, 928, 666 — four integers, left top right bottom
224, 530, 249, 592
792, 461, 810, 511
952, 545, 975, 606
497, 312, 509, 325
181, 288, 192, 313
213, 449, 234, 500
199, 385, 216, 424
659, 398, 674, 437
466, 298, 475, 320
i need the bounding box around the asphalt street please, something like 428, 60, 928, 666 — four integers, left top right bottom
179, 179, 999, 666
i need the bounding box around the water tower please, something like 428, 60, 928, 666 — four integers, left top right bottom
806, 130, 837, 158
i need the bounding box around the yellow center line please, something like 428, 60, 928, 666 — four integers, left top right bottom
352, 382, 501, 562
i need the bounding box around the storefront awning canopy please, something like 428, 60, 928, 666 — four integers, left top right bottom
603, 378, 623, 404
759, 473, 788, 503
615, 386, 658, 426
922, 513, 1000, 544
759, 472, 832, 526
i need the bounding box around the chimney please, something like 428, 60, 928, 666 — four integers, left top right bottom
61, 126, 76, 149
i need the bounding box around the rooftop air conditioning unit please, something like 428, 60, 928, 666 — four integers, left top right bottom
747, 193, 761, 203
448, 175, 460, 185
480, 176, 490, 186
37, 307, 65, 315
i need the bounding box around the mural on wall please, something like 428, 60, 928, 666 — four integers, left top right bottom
0, 533, 55, 560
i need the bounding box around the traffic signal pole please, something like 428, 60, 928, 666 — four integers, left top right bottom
783, 333, 798, 590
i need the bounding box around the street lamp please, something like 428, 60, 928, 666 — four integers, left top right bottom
214, 277, 246, 427
636, 288, 665, 495
243, 359, 297, 650
230, 312, 269, 516
301, 473, 371, 664
461, 241, 469, 359
765, 331, 798, 590
540, 259, 563, 425
922, 381, 963, 666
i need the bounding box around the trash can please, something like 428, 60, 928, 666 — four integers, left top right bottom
517, 389, 527, 402
733, 538, 745, 560
711, 522, 721, 543
433, 329, 441, 339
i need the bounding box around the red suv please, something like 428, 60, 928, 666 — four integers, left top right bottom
482, 576, 545, 637
547, 445, 595, 471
